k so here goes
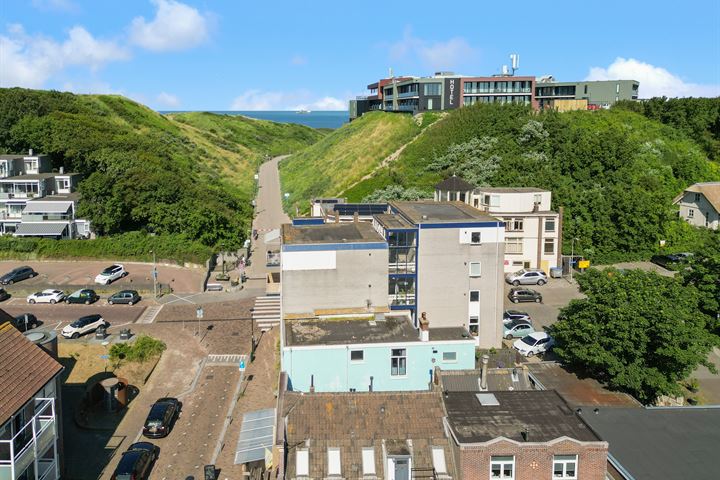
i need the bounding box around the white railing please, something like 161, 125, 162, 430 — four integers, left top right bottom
0, 398, 57, 480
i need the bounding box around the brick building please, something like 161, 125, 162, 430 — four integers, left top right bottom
443, 390, 608, 480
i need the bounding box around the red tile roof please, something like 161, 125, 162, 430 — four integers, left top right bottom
0, 319, 63, 424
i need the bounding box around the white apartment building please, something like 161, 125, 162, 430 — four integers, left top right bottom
435, 179, 562, 273
673, 182, 720, 230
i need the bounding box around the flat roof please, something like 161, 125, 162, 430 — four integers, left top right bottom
391, 201, 496, 224
527, 362, 640, 407
474, 187, 548, 194
285, 316, 471, 347
0, 173, 56, 181
444, 390, 600, 444
440, 368, 533, 392
374, 213, 414, 229
0, 155, 25, 160
582, 407, 720, 480
281, 221, 385, 245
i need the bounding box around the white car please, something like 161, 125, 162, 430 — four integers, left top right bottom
95, 264, 127, 285
513, 332, 555, 357
61, 314, 107, 339
27, 289, 65, 304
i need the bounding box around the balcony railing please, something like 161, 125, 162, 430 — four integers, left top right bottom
0, 398, 58, 480
389, 293, 416, 306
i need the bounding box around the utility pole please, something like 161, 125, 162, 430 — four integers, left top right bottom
196, 306, 204, 337
151, 250, 157, 299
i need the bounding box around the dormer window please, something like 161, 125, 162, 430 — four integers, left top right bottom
362, 448, 375, 476
328, 447, 341, 476
296, 449, 309, 477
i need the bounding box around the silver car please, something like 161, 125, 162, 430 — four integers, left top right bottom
505, 268, 548, 286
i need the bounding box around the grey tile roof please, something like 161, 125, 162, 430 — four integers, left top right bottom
14, 222, 69, 236
434, 176, 475, 192
581, 407, 720, 480
439, 368, 533, 392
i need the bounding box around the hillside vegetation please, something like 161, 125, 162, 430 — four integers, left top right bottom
279, 111, 438, 212
0, 88, 322, 249
339, 102, 719, 263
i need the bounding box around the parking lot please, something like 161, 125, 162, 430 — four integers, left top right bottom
503, 276, 585, 332
1, 302, 147, 333
0, 260, 205, 295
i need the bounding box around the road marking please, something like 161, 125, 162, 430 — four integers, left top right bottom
53, 321, 63, 331
163, 293, 204, 305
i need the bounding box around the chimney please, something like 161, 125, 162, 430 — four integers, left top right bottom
480, 354, 489, 390
353, 211, 359, 223
59, 166, 64, 174
533, 202, 539, 213
369, 376, 374, 392
309, 374, 315, 393
521, 426, 529, 442
28, 148, 33, 156
419, 312, 429, 342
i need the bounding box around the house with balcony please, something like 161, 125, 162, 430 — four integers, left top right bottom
0, 320, 64, 480
435, 180, 562, 273
0, 152, 90, 238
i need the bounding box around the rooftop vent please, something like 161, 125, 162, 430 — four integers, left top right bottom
475, 393, 499, 406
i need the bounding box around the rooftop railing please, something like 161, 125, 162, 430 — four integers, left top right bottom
0, 398, 58, 480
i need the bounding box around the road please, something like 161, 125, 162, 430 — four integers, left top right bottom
245, 156, 291, 290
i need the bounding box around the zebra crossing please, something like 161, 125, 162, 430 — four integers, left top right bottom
252, 296, 280, 331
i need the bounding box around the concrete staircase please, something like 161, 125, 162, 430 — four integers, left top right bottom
252, 296, 280, 331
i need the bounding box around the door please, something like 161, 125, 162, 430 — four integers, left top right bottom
394, 459, 409, 480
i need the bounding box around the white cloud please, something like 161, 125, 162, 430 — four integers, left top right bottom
290, 54, 307, 66
129, 0, 212, 52
31, 0, 80, 13
0, 24, 130, 88
586, 57, 720, 98
155, 92, 181, 108
230, 90, 347, 111
389, 28, 476, 71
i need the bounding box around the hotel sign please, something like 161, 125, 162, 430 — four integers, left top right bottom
444, 78, 460, 109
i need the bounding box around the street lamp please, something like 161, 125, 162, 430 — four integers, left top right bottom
151, 250, 157, 299
196, 306, 204, 336
570, 237, 580, 283
250, 307, 255, 362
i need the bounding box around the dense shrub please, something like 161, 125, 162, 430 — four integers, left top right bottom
109, 335, 166, 363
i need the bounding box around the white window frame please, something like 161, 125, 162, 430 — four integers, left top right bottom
506, 237, 523, 254
471, 231, 482, 244
545, 218, 556, 232
544, 238, 555, 255
362, 447, 376, 476
328, 447, 341, 476
296, 449, 309, 476
552, 455, 578, 479
442, 351, 457, 363
469, 290, 480, 303
506, 218, 524, 232
490, 195, 500, 207
431, 447, 447, 474
490, 455, 515, 479
350, 350, 364, 363
688, 208, 695, 218
469, 316, 479, 336
391, 348, 407, 377
469, 262, 481, 277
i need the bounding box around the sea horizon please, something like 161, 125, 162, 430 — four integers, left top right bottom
160, 110, 349, 129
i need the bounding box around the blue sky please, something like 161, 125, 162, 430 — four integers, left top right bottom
1, 0, 719, 110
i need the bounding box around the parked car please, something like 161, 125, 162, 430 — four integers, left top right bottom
651, 253, 693, 269
11, 313, 39, 332
513, 332, 554, 357
508, 287, 542, 303
65, 288, 100, 305
503, 319, 535, 340
27, 289, 65, 304
0, 266, 37, 285
505, 268, 548, 286
108, 290, 141, 305
142, 398, 182, 439
95, 264, 127, 285
503, 310, 531, 326
0, 288, 10, 302
111, 442, 159, 480
61, 314, 107, 339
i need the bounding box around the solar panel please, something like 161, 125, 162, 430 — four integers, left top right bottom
333, 203, 388, 215
234, 408, 276, 465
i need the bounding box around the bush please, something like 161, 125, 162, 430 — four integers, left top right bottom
109, 335, 166, 363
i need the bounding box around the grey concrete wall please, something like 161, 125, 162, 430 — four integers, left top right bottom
416, 227, 504, 348
282, 247, 389, 314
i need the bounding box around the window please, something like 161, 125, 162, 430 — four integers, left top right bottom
442, 351, 457, 362
553, 455, 577, 479
490, 195, 500, 207
483, 194, 490, 205
350, 350, 364, 362
688, 208, 695, 218
490, 456, 514, 479
362, 448, 376, 476
544, 238, 555, 255
469, 262, 481, 277
471, 232, 481, 244
469, 316, 479, 336
296, 449, 309, 476
695, 193, 701, 202
506, 238, 523, 254
469, 291, 479, 302
328, 448, 341, 476
545, 218, 556, 232
533, 194, 542, 205
391, 349, 407, 376
584, 85, 588, 94
424, 83, 441, 96
427, 98, 434, 110
506, 218, 524, 231
431, 447, 447, 474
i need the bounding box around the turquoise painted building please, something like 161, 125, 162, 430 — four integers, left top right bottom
282, 315, 476, 392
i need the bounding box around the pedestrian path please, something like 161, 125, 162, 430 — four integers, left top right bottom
136, 304, 163, 324
252, 296, 280, 330
207, 353, 247, 367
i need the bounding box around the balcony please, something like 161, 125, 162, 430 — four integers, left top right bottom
389, 293, 415, 306
0, 399, 58, 480
397, 90, 419, 99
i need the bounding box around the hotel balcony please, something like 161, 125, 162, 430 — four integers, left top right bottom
0, 399, 59, 480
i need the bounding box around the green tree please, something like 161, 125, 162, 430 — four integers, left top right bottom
362, 185, 430, 203
550, 268, 717, 404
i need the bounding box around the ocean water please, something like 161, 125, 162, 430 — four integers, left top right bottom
163, 110, 349, 129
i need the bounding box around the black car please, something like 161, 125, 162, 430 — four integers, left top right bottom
651, 253, 692, 269
0, 266, 37, 285
142, 398, 181, 438
508, 287, 542, 303
503, 309, 531, 325
111, 442, 158, 480
12, 313, 39, 332
65, 289, 100, 305
0, 288, 9, 302
108, 290, 141, 305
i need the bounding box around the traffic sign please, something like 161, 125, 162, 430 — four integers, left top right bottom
239, 359, 246, 371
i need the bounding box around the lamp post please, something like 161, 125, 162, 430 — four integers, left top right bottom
570, 237, 579, 283
250, 307, 255, 362
151, 250, 157, 299
196, 305, 204, 336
